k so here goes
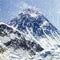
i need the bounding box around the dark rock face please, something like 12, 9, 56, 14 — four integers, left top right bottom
4, 37, 44, 55
0, 24, 13, 36
0, 24, 21, 37
40, 51, 52, 58
0, 23, 44, 55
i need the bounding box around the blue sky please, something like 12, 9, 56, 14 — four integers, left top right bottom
0, 0, 60, 30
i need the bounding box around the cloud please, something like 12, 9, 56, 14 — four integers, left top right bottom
57, 11, 60, 14
19, 1, 42, 14
20, 2, 35, 10
55, 9, 60, 14
21, 2, 30, 8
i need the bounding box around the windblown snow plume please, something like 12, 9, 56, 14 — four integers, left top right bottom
0, 8, 60, 60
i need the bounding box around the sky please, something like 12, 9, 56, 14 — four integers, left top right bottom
0, 0, 60, 30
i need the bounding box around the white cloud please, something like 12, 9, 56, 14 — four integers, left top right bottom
20, 2, 33, 9
19, 2, 42, 14
57, 11, 60, 14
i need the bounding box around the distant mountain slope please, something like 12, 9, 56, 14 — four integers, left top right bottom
9, 9, 60, 37
9, 8, 60, 49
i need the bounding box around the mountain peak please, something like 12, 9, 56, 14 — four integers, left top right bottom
21, 8, 42, 18
9, 8, 59, 38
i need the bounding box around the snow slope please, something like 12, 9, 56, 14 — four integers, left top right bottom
0, 22, 43, 60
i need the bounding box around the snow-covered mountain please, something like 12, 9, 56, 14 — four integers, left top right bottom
9, 8, 60, 49
0, 8, 60, 60
9, 8, 59, 36
0, 22, 44, 60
